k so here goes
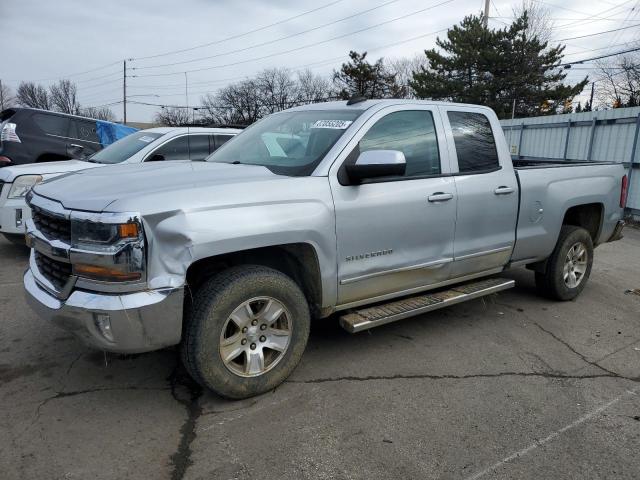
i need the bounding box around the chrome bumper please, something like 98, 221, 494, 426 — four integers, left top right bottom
24, 269, 184, 353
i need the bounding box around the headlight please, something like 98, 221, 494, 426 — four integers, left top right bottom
70, 215, 145, 283
8, 175, 43, 198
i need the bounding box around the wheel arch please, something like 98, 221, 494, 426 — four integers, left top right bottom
185, 242, 324, 317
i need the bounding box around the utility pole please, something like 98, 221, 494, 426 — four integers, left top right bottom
0, 79, 4, 110
589, 82, 595, 109
123, 60, 127, 124
483, 0, 490, 27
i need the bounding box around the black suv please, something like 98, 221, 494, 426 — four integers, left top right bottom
0, 108, 135, 167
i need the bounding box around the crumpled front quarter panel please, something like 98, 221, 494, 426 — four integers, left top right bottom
136, 176, 338, 307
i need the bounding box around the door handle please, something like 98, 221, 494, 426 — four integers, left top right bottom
428, 192, 454, 202
494, 186, 514, 195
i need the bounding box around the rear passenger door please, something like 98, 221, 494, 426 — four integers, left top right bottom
69, 119, 101, 158
440, 106, 518, 277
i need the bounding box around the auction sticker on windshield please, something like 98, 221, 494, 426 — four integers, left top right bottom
138, 136, 156, 143
312, 120, 353, 129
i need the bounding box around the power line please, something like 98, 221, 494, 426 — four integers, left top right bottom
133, 0, 405, 70
15, 61, 123, 83
560, 46, 640, 66
131, 0, 346, 61
554, 23, 640, 42
555, 0, 637, 29
132, 0, 455, 78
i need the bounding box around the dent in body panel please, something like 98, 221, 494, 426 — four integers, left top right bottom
136, 178, 338, 308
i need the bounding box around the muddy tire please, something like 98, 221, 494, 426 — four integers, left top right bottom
535, 225, 593, 301
181, 265, 310, 399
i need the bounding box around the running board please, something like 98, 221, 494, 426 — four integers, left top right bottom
339, 277, 515, 333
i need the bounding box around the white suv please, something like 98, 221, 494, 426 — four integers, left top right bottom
0, 126, 240, 243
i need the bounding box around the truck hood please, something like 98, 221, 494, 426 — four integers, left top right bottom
32, 160, 286, 212
0, 160, 98, 182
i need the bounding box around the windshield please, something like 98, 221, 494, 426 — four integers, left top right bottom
88, 131, 164, 164
206, 109, 363, 175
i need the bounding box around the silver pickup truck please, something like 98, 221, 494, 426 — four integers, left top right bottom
23, 99, 627, 399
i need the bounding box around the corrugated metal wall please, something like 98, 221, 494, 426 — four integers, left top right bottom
501, 107, 640, 213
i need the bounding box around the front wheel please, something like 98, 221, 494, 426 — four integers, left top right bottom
535, 225, 594, 301
181, 265, 310, 399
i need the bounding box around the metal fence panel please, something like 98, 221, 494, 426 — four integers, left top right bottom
501, 107, 640, 213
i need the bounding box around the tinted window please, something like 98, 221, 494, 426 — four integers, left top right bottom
357, 110, 440, 177
185, 135, 210, 160
447, 112, 499, 173
214, 134, 233, 149
152, 136, 190, 160
32, 113, 69, 136
74, 120, 99, 143
89, 132, 163, 164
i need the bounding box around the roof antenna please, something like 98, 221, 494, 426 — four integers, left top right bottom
346, 95, 367, 106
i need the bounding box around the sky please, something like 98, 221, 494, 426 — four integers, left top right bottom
1, 0, 639, 122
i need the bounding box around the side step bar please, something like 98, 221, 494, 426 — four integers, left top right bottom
339, 277, 515, 333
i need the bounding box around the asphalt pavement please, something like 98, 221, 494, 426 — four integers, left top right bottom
1, 228, 639, 480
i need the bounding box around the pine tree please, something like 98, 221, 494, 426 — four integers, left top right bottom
333, 51, 404, 100
410, 12, 588, 118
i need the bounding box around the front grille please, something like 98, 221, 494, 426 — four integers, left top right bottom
35, 251, 72, 290
32, 206, 71, 243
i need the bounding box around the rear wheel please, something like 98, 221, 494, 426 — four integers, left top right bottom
181, 265, 310, 399
535, 225, 593, 301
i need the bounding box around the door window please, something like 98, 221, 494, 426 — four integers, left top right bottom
185, 135, 210, 160
213, 134, 233, 150
73, 120, 100, 143
447, 111, 499, 173
355, 110, 441, 178
151, 136, 190, 160
32, 113, 69, 136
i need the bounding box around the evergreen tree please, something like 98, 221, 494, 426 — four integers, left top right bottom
333, 51, 404, 100
410, 12, 588, 118
575, 102, 582, 113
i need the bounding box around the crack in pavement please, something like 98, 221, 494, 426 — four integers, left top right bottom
288, 371, 640, 384
167, 362, 203, 480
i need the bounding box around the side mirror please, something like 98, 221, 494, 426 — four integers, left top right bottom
345, 150, 406, 184
147, 153, 165, 162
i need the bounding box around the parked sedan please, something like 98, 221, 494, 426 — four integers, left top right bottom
0, 126, 240, 243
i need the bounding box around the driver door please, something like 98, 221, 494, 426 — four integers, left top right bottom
329, 105, 457, 307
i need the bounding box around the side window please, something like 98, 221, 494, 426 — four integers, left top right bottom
356, 110, 441, 178
32, 113, 69, 136
214, 134, 233, 150
74, 121, 99, 143
185, 135, 210, 160
447, 111, 499, 173
151, 136, 189, 161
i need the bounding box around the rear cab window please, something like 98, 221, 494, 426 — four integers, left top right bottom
447, 111, 500, 174
32, 113, 70, 137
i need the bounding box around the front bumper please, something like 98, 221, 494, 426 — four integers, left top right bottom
24, 269, 184, 353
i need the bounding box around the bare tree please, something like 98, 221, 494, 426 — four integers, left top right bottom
80, 106, 116, 122
296, 69, 334, 103
595, 53, 640, 108
16, 81, 51, 109
0, 82, 15, 110
512, 0, 553, 43
49, 79, 80, 114
256, 68, 298, 114
153, 106, 191, 126
385, 54, 428, 98
200, 79, 262, 126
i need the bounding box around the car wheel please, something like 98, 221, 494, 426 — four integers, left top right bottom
535, 225, 593, 301
181, 265, 310, 399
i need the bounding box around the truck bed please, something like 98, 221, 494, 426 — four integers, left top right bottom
512, 158, 616, 169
